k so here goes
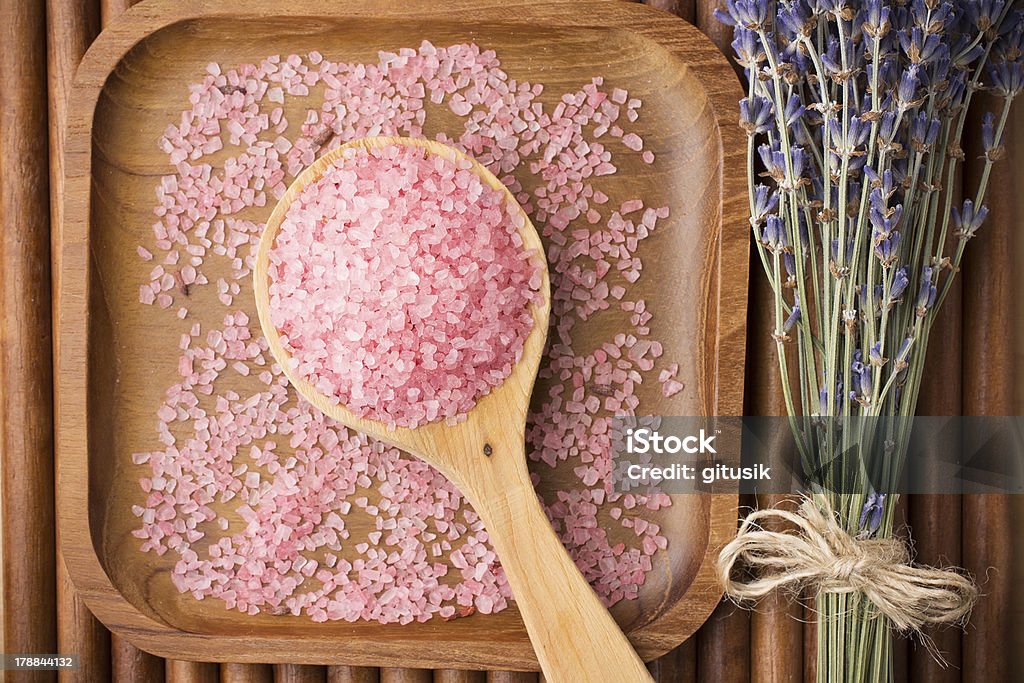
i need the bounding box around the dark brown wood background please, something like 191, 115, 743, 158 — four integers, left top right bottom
1, 0, 1019, 681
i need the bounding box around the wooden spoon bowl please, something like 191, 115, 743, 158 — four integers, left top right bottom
253, 136, 652, 683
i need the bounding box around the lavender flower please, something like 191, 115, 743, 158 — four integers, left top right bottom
720, 8, 1021, 620
989, 61, 1024, 97
951, 199, 990, 240
858, 492, 887, 535
740, 96, 774, 135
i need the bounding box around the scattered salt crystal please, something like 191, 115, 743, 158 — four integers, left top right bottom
133, 41, 674, 625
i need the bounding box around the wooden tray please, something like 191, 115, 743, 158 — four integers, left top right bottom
58, 0, 747, 669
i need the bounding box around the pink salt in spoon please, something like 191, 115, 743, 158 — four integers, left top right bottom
254, 136, 652, 683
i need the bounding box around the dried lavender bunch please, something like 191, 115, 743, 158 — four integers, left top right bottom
717, 1, 1022, 680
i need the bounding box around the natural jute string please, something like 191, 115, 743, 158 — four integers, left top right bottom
717, 496, 978, 633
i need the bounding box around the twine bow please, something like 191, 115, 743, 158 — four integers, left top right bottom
717, 496, 978, 633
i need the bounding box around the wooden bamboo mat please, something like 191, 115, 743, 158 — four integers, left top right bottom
1, 0, 1018, 681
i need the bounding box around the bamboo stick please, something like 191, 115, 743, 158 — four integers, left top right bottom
111, 635, 165, 682
960, 95, 1021, 683
638, 4, 705, 682
47, 2, 107, 680
751, 585, 802, 683
379, 670, 432, 683
222, 663, 274, 683
647, 639, 696, 683
697, 602, 751, 682
642, 0, 695, 24
1, 1, 58, 680
166, 660, 220, 683
907, 167, 964, 682
433, 671, 485, 683
690, 5, 755, 683
274, 664, 327, 683
96, 1, 174, 677
745, 178, 802, 683
327, 667, 380, 683
100, 0, 135, 27
802, 605, 815, 683
485, 672, 536, 683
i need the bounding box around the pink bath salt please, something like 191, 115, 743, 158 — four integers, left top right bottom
268, 144, 542, 428
622, 133, 643, 152
620, 199, 643, 215
662, 379, 684, 398
642, 150, 655, 164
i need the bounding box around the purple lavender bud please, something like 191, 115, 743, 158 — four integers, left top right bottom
762, 214, 788, 251
896, 67, 921, 106
751, 184, 779, 224
951, 199, 990, 239
713, 7, 737, 26
821, 36, 842, 75
874, 230, 902, 266
863, 0, 891, 36
819, 388, 828, 415
899, 27, 944, 65
970, 0, 1008, 33
945, 73, 968, 105
916, 0, 953, 29
814, 0, 844, 17
779, 3, 814, 39
784, 295, 801, 333
993, 15, 1023, 63
990, 61, 1024, 98
982, 111, 998, 151
740, 96, 774, 135
878, 111, 899, 142
723, 0, 770, 30
858, 493, 886, 535
849, 115, 870, 147
869, 341, 885, 366
890, 267, 910, 300
784, 95, 806, 128
909, 111, 936, 147
784, 252, 797, 278
916, 266, 937, 312
791, 146, 808, 179
859, 363, 873, 396
864, 165, 882, 189
731, 27, 766, 68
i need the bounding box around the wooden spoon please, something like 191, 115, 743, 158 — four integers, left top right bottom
253, 136, 653, 683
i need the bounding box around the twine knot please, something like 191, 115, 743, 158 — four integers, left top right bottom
717, 496, 978, 634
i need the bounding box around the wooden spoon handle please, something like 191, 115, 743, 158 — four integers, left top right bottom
466, 457, 653, 683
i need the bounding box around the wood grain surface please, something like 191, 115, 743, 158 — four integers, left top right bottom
961, 93, 1019, 683
57, 0, 746, 670
167, 659, 220, 683
46, 0, 109, 680
96, 0, 177, 678
327, 667, 380, 683
641, 4, 702, 683
222, 663, 274, 683
433, 671, 485, 683
1, 2, 57, 681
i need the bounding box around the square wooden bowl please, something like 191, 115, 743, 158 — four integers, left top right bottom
58, 0, 747, 669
